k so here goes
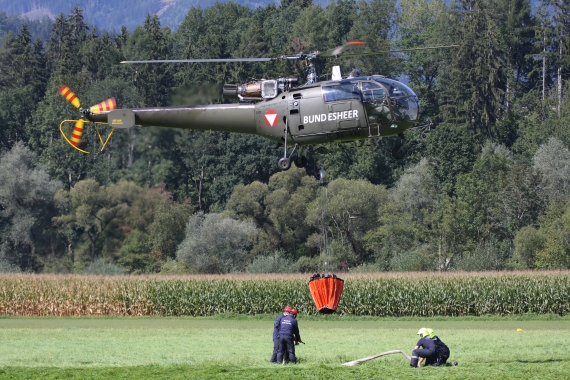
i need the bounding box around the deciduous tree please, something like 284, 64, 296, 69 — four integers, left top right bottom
176, 212, 256, 273
0, 143, 62, 270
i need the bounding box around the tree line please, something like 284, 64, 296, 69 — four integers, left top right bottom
0, 0, 569, 274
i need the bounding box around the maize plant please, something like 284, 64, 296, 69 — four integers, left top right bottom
0, 272, 568, 316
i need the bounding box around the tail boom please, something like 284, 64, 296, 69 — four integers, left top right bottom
86, 104, 256, 134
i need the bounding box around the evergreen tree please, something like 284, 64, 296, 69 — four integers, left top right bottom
425, 123, 477, 196
397, 0, 455, 124
80, 32, 123, 82
552, 0, 570, 115
173, 4, 251, 84
0, 25, 47, 152
443, 0, 505, 139
530, 2, 556, 102
346, 0, 398, 77
0, 25, 46, 93
124, 14, 174, 107
493, 0, 535, 107
47, 7, 89, 76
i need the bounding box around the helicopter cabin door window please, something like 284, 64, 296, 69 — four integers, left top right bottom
321, 82, 365, 131
322, 83, 360, 103
361, 82, 386, 103
360, 81, 390, 127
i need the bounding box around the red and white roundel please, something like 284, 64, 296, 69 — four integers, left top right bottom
264, 110, 278, 127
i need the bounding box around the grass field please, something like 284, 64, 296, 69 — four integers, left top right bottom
0, 315, 569, 379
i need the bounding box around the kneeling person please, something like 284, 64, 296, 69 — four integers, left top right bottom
410, 328, 438, 368
427, 328, 453, 366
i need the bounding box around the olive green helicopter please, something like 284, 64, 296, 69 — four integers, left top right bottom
58, 42, 457, 170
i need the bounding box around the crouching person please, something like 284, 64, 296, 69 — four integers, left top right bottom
427, 328, 456, 366
410, 328, 438, 368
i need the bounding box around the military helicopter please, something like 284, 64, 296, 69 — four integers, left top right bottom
58, 42, 457, 170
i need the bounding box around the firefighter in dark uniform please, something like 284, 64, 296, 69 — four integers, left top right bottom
426, 328, 456, 366
410, 328, 438, 367
270, 306, 292, 363
276, 308, 302, 364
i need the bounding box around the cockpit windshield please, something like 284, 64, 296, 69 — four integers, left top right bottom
374, 78, 417, 98
362, 78, 419, 123
320, 78, 419, 127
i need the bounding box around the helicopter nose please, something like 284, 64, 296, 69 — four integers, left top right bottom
392, 97, 419, 122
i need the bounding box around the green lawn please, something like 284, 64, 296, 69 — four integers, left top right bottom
0, 316, 568, 379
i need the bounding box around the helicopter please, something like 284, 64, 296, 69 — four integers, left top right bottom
58, 42, 458, 170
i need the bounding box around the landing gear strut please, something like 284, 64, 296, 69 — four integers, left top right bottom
278, 118, 303, 170
391, 133, 407, 160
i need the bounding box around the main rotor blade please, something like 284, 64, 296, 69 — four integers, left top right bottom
319, 41, 367, 57
120, 44, 459, 64
121, 58, 274, 64
328, 45, 460, 59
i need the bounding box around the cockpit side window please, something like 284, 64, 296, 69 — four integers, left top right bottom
322, 83, 361, 103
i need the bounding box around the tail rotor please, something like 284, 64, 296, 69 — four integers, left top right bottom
69, 119, 85, 148
58, 85, 117, 154
58, 85, 81, 109
90, 98, 117, 114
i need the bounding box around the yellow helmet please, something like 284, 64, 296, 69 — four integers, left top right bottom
426, 328, 434, 338
417, 328, 428, 338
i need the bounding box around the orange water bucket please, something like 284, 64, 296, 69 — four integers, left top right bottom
308, 275, 344, 314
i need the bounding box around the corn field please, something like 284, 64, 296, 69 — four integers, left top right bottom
0, 272, 568, 317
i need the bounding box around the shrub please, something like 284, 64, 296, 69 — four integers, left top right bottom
296, 255, 321, 273
159, 258, 189, 274
0, 259, 20, 273
82, 258, 125, 275
453, 238, 510, 271
390, 247, 434, 271
350, 262, 385, 273
176, 212, 256, 273
247, 250, 296, 273
41, 255, 71, 274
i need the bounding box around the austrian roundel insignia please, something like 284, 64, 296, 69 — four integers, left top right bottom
264, 110, 278, 127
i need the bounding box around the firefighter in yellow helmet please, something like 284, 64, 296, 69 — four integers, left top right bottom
410, 328, 438, 368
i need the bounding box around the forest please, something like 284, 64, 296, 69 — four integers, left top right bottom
0, 0, 569, 274
1, 0, 316, 32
